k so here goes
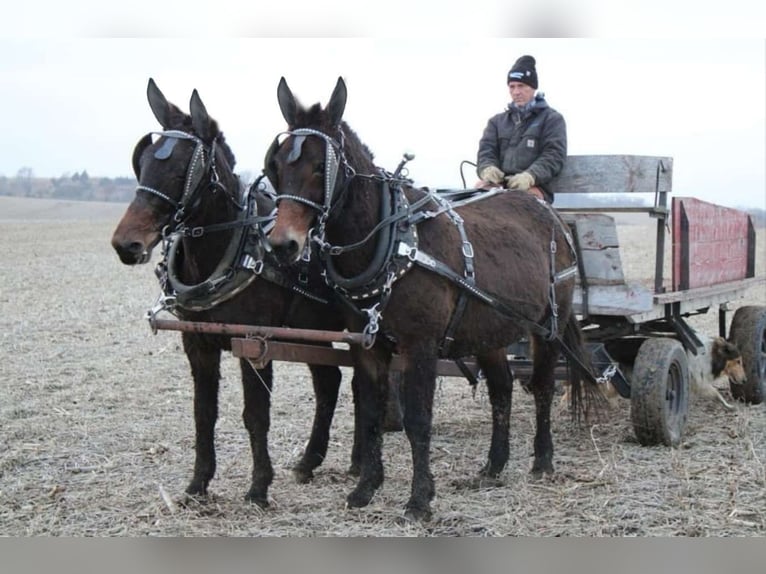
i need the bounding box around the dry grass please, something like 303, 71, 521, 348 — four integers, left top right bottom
1, 197, 764, 536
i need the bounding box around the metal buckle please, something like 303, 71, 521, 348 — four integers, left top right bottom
242, 255, 264, 275
145, 294, 177, 331
597, 363, 618, 386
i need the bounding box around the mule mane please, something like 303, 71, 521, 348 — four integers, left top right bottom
215, 131, 237, 172
338, 121, 376, 175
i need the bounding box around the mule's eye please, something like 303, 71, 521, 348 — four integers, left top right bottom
314, 162, 325, 175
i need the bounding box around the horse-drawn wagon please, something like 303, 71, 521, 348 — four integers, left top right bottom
146, 152, 765, 449
115, 77, 764, 519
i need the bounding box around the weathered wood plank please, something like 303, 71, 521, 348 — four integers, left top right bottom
563, 213, 625, 286
573, 283, 653, 316
549, 155, 673, 195
563, 213, 620, 248
671, 197, 754, 290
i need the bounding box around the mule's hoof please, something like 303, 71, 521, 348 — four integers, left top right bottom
185, 481, 209, 498
346, 487, 374, 509
403, 504, 432, 523
179, 492, 208, 508
476, 474, 504, 488
529, 463, 554, 481
245, 491, 270, 509
478, 462, 503, 479
292, 465, 314, 484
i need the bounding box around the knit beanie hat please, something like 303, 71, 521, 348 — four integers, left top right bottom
507, 55, 538, 89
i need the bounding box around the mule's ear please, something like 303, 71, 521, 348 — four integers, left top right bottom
277, 77, 298, 126
190, 89, 216, 142
327, 77, 347, 127
147, 78, 173, 129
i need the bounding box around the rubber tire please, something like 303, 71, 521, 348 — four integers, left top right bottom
630, 338, 690, 447
728, 305, 766, 405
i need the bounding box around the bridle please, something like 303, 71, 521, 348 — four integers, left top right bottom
271, 128, 353, 246
136, 129, 234, 230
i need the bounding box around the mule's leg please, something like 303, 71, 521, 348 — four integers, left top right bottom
477, 348, 513, 478
400, 346, 439, 522
292, 364, 343, 483
346, 346, 389, 509
240, 359, 274, 507
183, 333, 221, 497
383, 371, 405, 432
348, 372, 362, 476
528, 335, 558, 477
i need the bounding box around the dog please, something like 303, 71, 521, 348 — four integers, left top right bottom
559, 335, 747, 416
687, 335, 746, 409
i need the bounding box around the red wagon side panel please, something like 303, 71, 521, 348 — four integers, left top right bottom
672, 197, 755, 290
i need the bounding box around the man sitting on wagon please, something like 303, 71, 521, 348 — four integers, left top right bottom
476, 54, 567, 204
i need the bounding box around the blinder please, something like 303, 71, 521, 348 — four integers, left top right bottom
132, 133, 153, 178
287, 135, 307, 163
154, 136, 178, 160
263, 136, 281, 188
263, 133, 308, 188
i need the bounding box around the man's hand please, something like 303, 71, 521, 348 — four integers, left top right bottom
479, 165, 505, 185
506, 171, 535, 192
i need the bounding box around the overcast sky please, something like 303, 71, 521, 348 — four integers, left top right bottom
0, 9, 764, 209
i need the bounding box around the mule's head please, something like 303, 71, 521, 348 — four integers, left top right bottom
266, 77, 348, 264
712, 336, 747, 385
111, 78, 234, 265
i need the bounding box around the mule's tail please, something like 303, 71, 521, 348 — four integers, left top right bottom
562, 314, 604, 423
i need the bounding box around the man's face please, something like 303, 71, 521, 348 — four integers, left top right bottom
508, 81, 535, 107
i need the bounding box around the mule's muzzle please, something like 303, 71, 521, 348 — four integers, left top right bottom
270, 238, 301, 265
112, 238, 151, 265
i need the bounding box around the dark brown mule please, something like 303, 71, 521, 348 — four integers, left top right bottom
112, 79, 362, 507
266, 77, 596, 521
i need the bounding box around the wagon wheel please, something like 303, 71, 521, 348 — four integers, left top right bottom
630, 338, 689, 447
728, 305, 766, 405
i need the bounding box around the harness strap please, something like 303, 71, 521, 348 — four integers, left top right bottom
136, 185, 181, 209
409, 248, 552, 339
440, 291, 470, 356
180, 214, 275, 238
409, 188, 506, 226
318, 187, 433, 256
453, 357, 482, 389
258, 264, 330, 305
431, 191, 477, 357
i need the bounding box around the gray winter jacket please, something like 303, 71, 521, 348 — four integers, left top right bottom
476, 94, 567, 203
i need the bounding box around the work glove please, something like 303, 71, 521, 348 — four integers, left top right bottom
506, 171, 535, 192
479, 165, 505, 185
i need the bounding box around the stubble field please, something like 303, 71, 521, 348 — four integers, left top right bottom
1, 196, 764, 536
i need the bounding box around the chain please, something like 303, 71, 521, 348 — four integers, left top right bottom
361, 303, 382, 349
